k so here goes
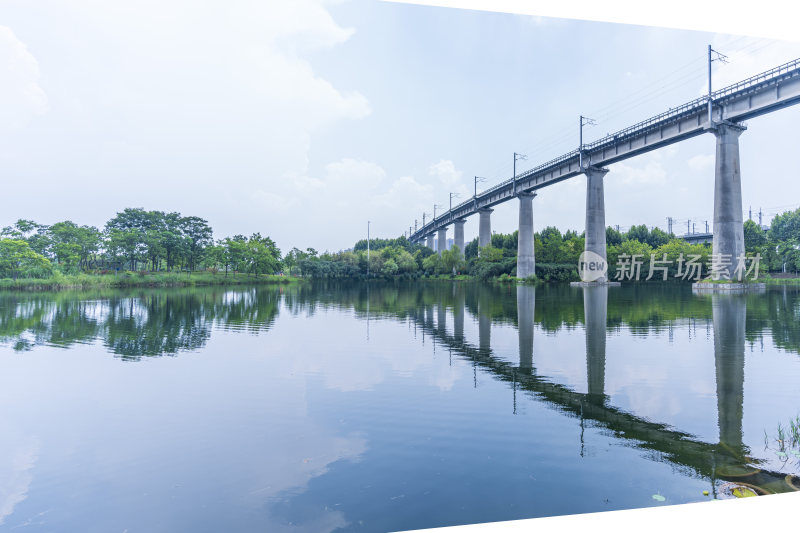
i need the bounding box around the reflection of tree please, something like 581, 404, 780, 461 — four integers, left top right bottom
102, 292, 212, 360
745, 287, 800, 355
0, 293, 102, 351
1, 282, 798, 359
0, 287, 280, 359
277, 281, 800, 359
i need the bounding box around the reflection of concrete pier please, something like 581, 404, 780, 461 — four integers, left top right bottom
424, 305, 434, 330
478, 292, 491, 353
410, 294, 793, 495
517, 285, 535, 373
453, 287, 465, 342
712, 294, 746, 453
584, 285, 608, 401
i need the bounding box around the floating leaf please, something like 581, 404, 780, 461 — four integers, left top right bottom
731, 487, 758, 498
702, 490, 709, 496
652, 494, 666, 502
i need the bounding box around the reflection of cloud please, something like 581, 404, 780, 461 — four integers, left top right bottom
281, 312, 465, 393
245, 429, 367, 532
0, 431, 39, 526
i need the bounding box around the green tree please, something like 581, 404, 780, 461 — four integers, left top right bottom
537, 226, 563, 263
223, 235, 248, 275
160, 212, 185, 271
204, 243, 227, 274
744, 219, 767, 253
625, 224, 650, 244
647, 227, 671, 248
180, 216, 213, 272
106, 227, 144, 270
422, 253, 442, 273
606, 226, 623, 246
478, 245, 504, 262
769, 208, 800, 244
245, 233, 281, 276
441, 245, 465, 274
395, 249, 418, 273
49, 221, 102, 272
0, 239, 52, 280
382, 258, 399, 276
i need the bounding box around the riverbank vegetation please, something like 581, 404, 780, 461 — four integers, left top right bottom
1, 208, 287, 289
4, 207, 798, 287
0, 272, 298, 291
289, 207, 800, 283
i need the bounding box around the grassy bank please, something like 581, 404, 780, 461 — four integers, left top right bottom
764, 277, 800, 285
0, 271, 303, 291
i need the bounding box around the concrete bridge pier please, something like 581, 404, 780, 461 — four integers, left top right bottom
584, 166, 609, 282
426, 234, 435, 250
453, 219, 466, 258
584, 284, 608, 401
437, 228, 447, 255
713, 294, 746, 452
712, 123, 747, 278
516, 192, 537, 279
517, 285, 535, 373
478, 208, 493, 248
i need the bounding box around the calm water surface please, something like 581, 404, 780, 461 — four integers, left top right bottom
1, 282, 799, 531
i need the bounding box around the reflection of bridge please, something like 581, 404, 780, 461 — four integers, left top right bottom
409, 57, 800, 280
408, 285, 794, 495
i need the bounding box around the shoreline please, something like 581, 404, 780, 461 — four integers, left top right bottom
0, 272, 304, 292
3, 272, 797, 292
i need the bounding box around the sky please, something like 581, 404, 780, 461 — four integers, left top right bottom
1, 0, 800, 253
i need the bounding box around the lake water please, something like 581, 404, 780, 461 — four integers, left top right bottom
1, 282, 799, 531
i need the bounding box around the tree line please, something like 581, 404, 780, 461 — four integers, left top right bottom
0, 208, 281, 280
4, 206, 797, 282
289, 207, 800, 281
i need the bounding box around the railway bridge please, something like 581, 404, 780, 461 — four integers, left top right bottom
409, 57, 800, 280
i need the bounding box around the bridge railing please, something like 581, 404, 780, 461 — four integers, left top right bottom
516, 149, 580, 180
583, 97, 707, 153
584, 57, 800, 153
711, 57, 800, 100
477, 148, 581, 201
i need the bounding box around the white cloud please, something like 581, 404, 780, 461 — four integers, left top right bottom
610, 159, 667, 186
375, 175, 433, 213
0, 1, 372, 250
428, 159, 463, 186
0, 26, 47, 133
324, 158, 386, 189
688, 153, 714, 172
